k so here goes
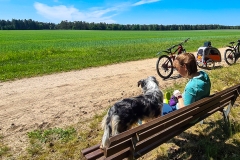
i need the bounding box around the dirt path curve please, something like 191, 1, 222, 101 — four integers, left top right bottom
0, 48, 227, 156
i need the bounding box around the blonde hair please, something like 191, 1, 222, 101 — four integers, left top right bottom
174, 53, 197, 76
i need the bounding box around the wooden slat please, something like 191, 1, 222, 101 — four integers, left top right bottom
219, 90, 239, 108
216, 84, 240, 96
84, 148, 104, 160
81, 144, 101, 156
220, 91, 237, 103
105, 138, 132, 157
105, 147, 131, 160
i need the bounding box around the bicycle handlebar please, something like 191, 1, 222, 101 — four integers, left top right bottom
167, 38, 190, 51
227, 40, 240, 47
156, 38, 190, 56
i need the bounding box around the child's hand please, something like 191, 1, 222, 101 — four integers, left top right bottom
173, 90, 181, 97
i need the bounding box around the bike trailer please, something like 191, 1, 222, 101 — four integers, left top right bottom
196, 45, 221, 63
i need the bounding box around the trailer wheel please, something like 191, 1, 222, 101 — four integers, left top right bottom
206, 59, 215, 70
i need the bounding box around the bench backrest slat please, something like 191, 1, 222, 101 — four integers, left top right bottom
106, 138, 132, 157
220, 90, 238, 104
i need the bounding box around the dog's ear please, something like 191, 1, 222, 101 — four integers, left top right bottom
149, 76, 159, 86
137, 79, 144, 87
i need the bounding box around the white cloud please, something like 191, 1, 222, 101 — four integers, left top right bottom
133, 0, 161, 6
34, 1, 160, 23
34, 2, 120, 23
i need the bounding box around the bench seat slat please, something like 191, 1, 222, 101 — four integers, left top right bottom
84, 148, 104, 160
81, 144, 101, 156
105, 147, 131, 160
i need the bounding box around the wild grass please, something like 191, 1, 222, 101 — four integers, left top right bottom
1, 30, 240, 81
2, 63, 237, 160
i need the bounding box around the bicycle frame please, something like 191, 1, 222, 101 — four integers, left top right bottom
173, 44, 185, 55
163, 40, 187, 63
224, 40, 240, 65
156, 38, 189, 79
228, 40, 240, 58
160, 39, 188, 59
227, 40, 240, 52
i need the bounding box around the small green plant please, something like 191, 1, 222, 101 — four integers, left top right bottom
0, 134, 10, 157
26, 127, 77, 158
27, 127, 76, 143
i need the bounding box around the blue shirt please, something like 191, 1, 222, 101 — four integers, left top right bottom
162, 71, 211, 116
183, 70, 211, 106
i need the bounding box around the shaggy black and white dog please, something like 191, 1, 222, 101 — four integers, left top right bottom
100, 76, 163, 149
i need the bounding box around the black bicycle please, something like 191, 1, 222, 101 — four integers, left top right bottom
156, 38, 190, 79
224, 39, 240, 65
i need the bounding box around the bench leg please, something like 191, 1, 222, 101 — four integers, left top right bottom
222, 102, 232, 124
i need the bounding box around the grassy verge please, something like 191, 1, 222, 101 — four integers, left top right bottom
1, 30, 240, 81
0, 63, 237, 160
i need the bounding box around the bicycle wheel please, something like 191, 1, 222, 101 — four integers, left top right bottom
205, 59, 215, 70
156, 55, 173, 79
224, 49, 236, 65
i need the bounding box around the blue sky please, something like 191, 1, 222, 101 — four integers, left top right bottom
1, 0, 240, 25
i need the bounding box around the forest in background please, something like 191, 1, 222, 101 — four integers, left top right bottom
1, 19, 240, 30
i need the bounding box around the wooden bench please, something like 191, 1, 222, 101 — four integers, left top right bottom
81, 84, 240, 160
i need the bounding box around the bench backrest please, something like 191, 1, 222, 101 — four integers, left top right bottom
82, 84, 240, 160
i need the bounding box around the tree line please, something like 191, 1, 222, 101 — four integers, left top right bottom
1, 19, 240, 30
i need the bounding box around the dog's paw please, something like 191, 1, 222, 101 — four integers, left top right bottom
99, 144, 105, 149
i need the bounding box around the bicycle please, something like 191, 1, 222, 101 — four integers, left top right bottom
156, 38, 190, 79
224, 39, 240, 65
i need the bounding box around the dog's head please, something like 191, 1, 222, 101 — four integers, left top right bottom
137, 76, 159, 94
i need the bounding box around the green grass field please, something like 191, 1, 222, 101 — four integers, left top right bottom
1, 30, 240, 81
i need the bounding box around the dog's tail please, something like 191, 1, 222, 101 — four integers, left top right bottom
101, 112, 108, 130
100, 109, 111, 149
100, 107, 120, 149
